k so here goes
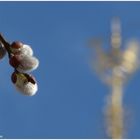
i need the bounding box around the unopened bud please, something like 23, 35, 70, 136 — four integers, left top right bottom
9, 55, 21, 68
11, 41, 23, 49
11, 42, 33, 56
21, 44, 33, 56
17, 55, 39, 73
9, 54, 39, 72
11, 72, 38, 96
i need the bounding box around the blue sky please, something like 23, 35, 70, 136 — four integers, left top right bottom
0, 1, 140, 138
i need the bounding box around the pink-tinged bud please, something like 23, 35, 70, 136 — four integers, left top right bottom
0, 43, 6, 59
11, 43, 33, 56
11, 41, 23, 49
11, 72, 38, 96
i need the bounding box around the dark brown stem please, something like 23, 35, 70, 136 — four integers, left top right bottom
0, 34, 22, 74
0, 33, 12, 58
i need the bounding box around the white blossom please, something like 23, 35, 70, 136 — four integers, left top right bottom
16, 81, 38, 96
12, 72, 38, 96
21, 44, 33, 56
17, 55, 39, 73
10, 55, 39, 73
11, 42, 33, 56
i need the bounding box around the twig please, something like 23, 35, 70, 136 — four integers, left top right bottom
0, 33, 12, 58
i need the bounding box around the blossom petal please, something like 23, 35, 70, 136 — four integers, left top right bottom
12, 72, 38, 96
22, 44, 33, 56
17, 55, 39, 73
11, 43, 33, 56
15, 82, 38, 96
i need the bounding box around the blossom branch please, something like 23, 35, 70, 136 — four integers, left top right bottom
0, 33, 39, 96
0, 33, 12, 58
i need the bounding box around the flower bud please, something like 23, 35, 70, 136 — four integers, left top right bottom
0, 43, 6, 59
11, 41, 33, 56
9, 55, 39, 72
17, 55, 39, 73
11, 72, 38, 96
21, 44, 33, 56
11, 41, 23, 49
9, 55, 21, 68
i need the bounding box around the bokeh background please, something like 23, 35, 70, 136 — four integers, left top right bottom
0, 1, 140, 138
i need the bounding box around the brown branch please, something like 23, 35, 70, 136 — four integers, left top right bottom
0, 33, 12, 58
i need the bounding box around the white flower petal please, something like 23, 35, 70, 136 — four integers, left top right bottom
16, 82, 38, 96
17, 55, 39, 73
14, 73, 38, 96
21, 44, 33, 56
11, 44, 33, 56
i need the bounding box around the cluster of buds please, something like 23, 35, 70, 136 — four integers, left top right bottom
0, 34, 39, 96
